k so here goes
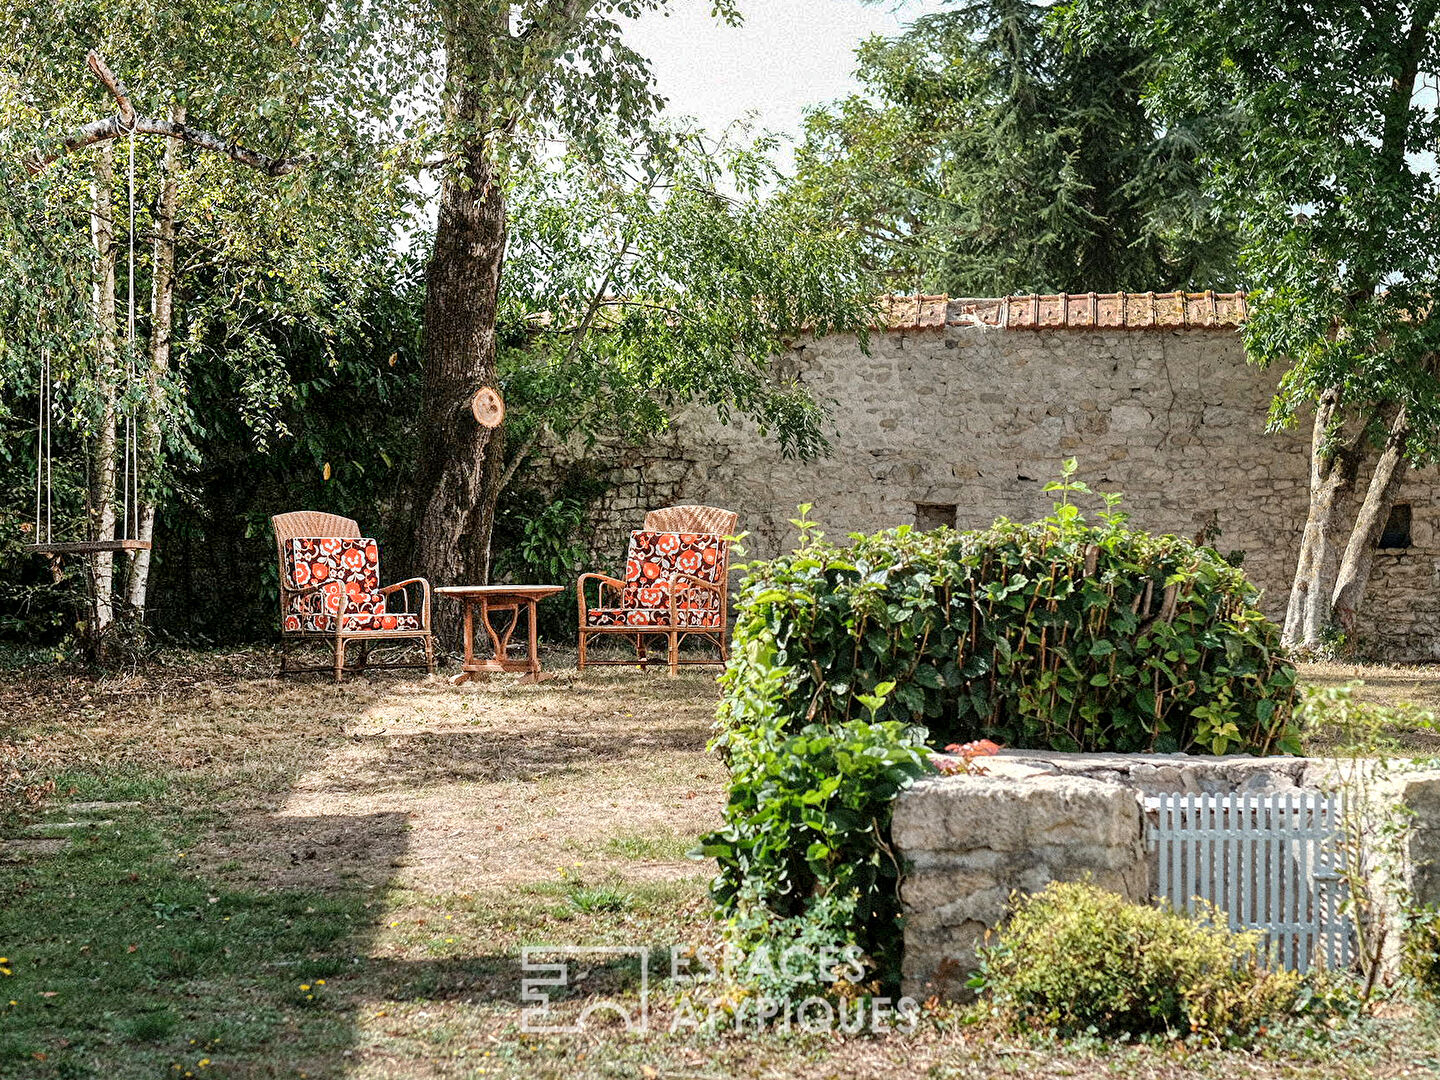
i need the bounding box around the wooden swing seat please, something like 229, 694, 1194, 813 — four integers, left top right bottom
27, 540, 152, 554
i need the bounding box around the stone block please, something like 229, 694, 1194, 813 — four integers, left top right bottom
895, 771, 1148, 1001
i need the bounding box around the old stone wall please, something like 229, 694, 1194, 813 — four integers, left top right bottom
557, 311, 1440, 660
894, 756, 1440, 1000
892, 772, 1150, 1000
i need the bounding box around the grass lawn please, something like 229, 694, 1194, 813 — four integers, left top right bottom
2, 647, 1440, 1078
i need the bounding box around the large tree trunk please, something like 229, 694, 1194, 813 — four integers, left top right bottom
1282, 389, 1362, 648
1331, 408, 1410, 635
88, 145, 120, 642
410, 80, 508, 631
408, 2, 605, 644
1279, 4, 1435, 651
126, 108, 183, 618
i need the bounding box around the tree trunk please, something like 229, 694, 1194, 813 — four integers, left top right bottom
410, 75, 508, 635
88, 145, 120, 642
126, 107, 183, 619
1279, 2, 1436, 651
1331, 408, 1410, 635
1282, 389, 1362, 648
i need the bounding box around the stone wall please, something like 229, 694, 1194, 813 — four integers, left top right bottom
892, 753, 1440, 999
892, 772, 1149, 1001
555, 305, 1440, 660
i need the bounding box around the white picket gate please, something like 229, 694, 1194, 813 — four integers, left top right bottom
1147, 792, 1354, 972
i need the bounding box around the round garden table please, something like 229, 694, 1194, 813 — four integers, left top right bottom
435, 584, 564, 685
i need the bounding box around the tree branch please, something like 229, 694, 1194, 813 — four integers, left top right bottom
26, 51, 314, 178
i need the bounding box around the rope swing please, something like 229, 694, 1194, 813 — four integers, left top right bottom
30, 123, 150, 556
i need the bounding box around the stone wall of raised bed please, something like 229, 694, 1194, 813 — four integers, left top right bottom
893, 752, 1440, 1000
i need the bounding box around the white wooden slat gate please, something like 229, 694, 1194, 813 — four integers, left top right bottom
1147, 792, 1354, 972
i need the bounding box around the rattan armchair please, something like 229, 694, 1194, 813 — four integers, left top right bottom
577, 505, 738, 675
272, 511, 434, 681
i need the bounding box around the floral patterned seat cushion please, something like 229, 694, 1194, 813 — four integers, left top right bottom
282, 537, 423, 634
584, 531, 726, 629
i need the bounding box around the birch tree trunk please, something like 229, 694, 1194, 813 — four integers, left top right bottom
1282, 389, 1362, 648
126, 108, 183, 617
1280, 6, 1435, 651
1331, 407, 1410, 634
88, 145, 120, 642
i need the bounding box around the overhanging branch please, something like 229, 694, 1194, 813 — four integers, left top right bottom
25, 50, 314, 177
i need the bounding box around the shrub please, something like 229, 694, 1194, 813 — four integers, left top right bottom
716, 473, 1298, 757
698, 652, 933, 998
974, 881, 1304, 1039
1403, 907, 1440, 1000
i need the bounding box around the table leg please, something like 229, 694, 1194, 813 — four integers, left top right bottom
517, 597, 554, 685
450, 598, 476, 685
528, 599, 539, 675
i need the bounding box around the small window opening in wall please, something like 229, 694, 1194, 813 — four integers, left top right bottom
1380, 503, 1412, 549
915, 503, 957, 531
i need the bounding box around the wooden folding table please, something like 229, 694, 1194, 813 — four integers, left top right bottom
435, 584, 563, 685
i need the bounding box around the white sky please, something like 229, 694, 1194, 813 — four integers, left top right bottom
621, 0, 950, 158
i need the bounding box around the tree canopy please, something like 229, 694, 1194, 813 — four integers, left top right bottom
1069, 0, 1440, 646
784, 0, 1237, 295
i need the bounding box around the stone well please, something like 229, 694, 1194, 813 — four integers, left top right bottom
893, 751, 1440, 1000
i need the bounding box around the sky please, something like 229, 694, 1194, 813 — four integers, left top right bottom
620, 0, 950, 157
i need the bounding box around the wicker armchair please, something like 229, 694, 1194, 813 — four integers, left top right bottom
271, 511, 434, 681
577, 505, 738, 675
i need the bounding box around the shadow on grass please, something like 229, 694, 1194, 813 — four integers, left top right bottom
0, 804, 406, 1079
0, 795, 684, 1078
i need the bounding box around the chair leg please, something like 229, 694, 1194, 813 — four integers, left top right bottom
279, 639, 289, 677
424, 634, 435, 675
635, 633, 647, 671
668, 631, 679, 677
577, 630, 587, 673
356, 642, 370, 674
333, 638, 346, 683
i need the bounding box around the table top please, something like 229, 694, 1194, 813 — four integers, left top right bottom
434, 584, 564, 600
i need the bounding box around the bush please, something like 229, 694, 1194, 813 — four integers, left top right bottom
717, 474, 1298, 757
974, 881, 1304, 1039
698, 700, 932, 999
1403, 908, 1440, 999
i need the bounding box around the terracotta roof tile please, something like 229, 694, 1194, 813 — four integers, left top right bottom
881, 291, 1248, 332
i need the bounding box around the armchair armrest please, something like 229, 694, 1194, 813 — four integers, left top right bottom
279, 580, 326, 618
577, 572, 624, 618
667, 572, 727, 623
280, 581, 325, 598
379, 577, 432, 628
665, 572, 723, 593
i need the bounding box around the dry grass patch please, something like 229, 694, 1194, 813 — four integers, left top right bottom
4, 649, 1440, 1077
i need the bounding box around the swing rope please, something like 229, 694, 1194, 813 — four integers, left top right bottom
31, 125, 146, 553
122, 124, 137, 542
34, 347, 51, 544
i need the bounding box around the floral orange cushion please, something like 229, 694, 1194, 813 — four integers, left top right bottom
584, 605, 721, 628
581, 531, 727, 629
289, 610, 425, 633
281, 537, 418, 634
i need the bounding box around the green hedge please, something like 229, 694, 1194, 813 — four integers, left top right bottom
717, 487, 1298, 757
703, 479, 1299, 999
